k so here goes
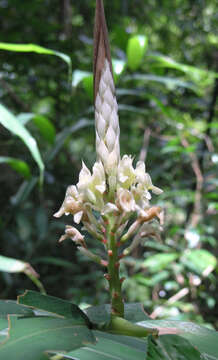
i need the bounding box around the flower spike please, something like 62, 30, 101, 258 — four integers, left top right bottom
94, 0, 120, 174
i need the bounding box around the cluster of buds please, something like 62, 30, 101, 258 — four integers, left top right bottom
54, 0, 163, 316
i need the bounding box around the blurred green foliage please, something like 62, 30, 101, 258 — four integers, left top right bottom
0, 0, 217, 328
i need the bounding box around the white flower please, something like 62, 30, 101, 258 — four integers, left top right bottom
117, 188, 136, 212
77, 162, 92, 192
91, 161, 106, 194
135, 161, 163, 194
59, 225, 85, 245
54, 185, 83, 218
118, 155, 135, 189
77, 161, 106, 207
103, 202, 119, 214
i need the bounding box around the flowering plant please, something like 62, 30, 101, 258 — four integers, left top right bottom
0, 2, 218, 359
54, 0, 163, 322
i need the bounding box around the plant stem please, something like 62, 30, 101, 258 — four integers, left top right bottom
106, 216, 124, 318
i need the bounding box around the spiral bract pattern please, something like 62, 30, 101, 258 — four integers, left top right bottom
95, 59, 120, 173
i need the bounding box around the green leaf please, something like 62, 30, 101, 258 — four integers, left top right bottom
0, 316, 95, 360
149, 53, 218, 86
127, 35, 148, 71
86, 303, 149, 324
142, 253, 179, 273
45, 118, 93, 163
34, 257, 74, 268
52, 330, 147, 360
182, 249, 217, 275
124, 74, 197, 92
134, 271, 170, 287
0, 156, 31, 179
0, 300, 34, 319
18, 290, 91, 327
72, 70, 92, 87
17, 113, 35, 125
0, 319, 8, 344
82, 75, 94, 100
0, 104, 44, 184
0, 319, 9, 330
10, 177, 38, 207
147, 335, 202, 360
33, 115, 56, 144
138, 319, 218, 359
0, 42, 71, 78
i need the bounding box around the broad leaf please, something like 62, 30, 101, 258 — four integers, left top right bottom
0, 300, 34, 319
33, 114, 56, 144
142, 253, 179, 273
134, 271, 170, 287
18, 291, 91, 326
82, 75, 94, 100
0, 319, 8, 345
0, 316, 95, 360
86, 303, 149, 324
138, 319, 218, 359
182, 249, 217, 275
147, 335, 202, 360
127, 35, 148, 71
0, 104, 44, 184
0, 156, 31, 178
51, 330, 147, 360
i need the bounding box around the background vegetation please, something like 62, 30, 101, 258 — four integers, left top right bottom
0, 0, 217, 328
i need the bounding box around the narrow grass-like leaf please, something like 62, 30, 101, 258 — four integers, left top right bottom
123, 74, 197, 92
45, 118, 93, 163
0, 104, 44, 184
0, 42, 71, 78
0, 156, 31, 178
149, 53, 218, 86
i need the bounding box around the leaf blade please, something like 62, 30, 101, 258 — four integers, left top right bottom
0, 104, 44, 184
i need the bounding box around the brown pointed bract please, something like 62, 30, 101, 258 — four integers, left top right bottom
93, 0, 113, 102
